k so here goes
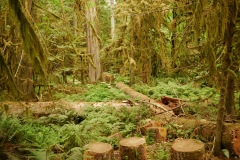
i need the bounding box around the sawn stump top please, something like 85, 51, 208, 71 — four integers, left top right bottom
172, 139, 205, 152
120, 137, 146, 147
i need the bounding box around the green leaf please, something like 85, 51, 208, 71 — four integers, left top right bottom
222, 149, 230, 158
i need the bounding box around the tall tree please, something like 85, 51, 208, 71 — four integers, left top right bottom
110, 0, 116, 40
190, 0, 240, 155
0, 0, 46, 100
86, 0, 101, 83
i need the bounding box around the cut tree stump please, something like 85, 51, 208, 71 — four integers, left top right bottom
119, 137, 147, 160
83, 142, 113, 160
140, 120, 163, 135
116, 82, 174, 115
171, 139, 205, 160
163, 116, 240, 156
147, 127, 167, 143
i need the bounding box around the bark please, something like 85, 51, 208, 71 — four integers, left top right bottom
224, 1, 237, 115
8, 0, 47, 100
225, 75, 235, 114
214, 86, 225, 155
116, 82, 174, 115
171, 6, 177, 70
119, 137, 147, 160
86, 0, 101, 83
8, 0, 46, 74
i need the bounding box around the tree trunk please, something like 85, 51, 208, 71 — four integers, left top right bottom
225, 74, 235, 114
8, 0, 44, 100
224, 1, 236, 115
171, 5, 177, 71
110, 0, 116, 40
214, 1, 237, 155
86, 0, 101, 83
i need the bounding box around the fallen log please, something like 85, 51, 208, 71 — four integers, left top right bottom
0, 101, 134, 117
116, 82, 174, 115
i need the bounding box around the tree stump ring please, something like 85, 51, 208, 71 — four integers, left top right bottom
83, 142, 113, 160
171, 139, 205, 160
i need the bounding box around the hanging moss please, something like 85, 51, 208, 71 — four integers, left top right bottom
8, 0, 46, 77
0, 52, 20, 98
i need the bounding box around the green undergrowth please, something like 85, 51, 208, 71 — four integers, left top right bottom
133, 78, 219, 102
0, 105, 151, 159
53, 83, 130, 102
148, 144, 171, 160
133, 78, 220, 120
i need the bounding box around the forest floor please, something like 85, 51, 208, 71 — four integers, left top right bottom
0, 100, 234, 160
0, 79, 239, 160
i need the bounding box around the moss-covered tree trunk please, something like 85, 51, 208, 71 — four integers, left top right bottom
86, 0, 101, 83
214, 0, 237, 155
15, 0, 36, 100
8, 0, 46, 100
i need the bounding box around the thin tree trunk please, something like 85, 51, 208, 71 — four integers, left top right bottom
171, 6, 177, 70
225, 75, 235, 114
86, 0, 101, 83
110, 0, 116, 40
214, 85, 226, 155
224, 3, 236, 115
214, 1, 237, 155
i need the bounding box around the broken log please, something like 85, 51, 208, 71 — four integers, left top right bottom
171, 139, 205, 160
160, 96, 185, 115
116, 82, 174, 115
119, 137, 147, 160
83, 142, 113, 160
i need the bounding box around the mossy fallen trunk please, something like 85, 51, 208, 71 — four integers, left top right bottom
116, 82, 174, 115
